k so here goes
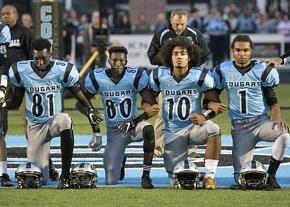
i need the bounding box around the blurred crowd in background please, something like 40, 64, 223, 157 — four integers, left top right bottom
5, 1, 290, 69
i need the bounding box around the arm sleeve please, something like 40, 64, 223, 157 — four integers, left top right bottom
0, 47, 8, 76
5, 86, 25, 109
262, 86, 278, 107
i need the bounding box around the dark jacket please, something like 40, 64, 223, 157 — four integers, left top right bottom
147, 25, 209, 66
7, 21, 34, 67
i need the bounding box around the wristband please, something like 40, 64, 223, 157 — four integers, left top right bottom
202, 110, 216, 120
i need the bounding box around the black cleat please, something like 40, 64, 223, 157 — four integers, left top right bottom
267, 175, 281, 189
0, 173, 14, 187
119, 155, 127, 180
49, 160, 59, 181
141, 174, 154, 189
58, 175, 70, 189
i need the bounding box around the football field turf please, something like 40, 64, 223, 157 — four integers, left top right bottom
1, 84, 290, 206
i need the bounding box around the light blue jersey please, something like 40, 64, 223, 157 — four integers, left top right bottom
0, 22, 10, 44
149, 67, 215, 133
9, 60, 79, 123
213, 60, 279, 120
85, 67, 148, 125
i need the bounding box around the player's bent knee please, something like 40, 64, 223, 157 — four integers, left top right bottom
105, 170, 119, 185
59, 113, 72, 131
279, 133, 290, 147
206, 122, 220, 136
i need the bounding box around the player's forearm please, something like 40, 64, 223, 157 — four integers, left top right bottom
70, 84, 93, 109
132, 112, 150, 126
140, 88, 158, 105
91, 124, 100, 133
270, 103, 283, 121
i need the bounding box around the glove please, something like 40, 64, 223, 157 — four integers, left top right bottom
117, 120, 136, 134
86, 108, 103, 125
89, 132, 102, 151
0, 87, 6, 108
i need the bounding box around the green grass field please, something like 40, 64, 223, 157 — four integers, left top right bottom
1, 188, 290, 207
2, 84, 290, 206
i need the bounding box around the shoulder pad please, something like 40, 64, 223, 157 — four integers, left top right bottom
191, 67, 202, 71
55, 60, 67, 67
158, 66, 169, 70
94, 68, 106, 73
126, 67, 138, 73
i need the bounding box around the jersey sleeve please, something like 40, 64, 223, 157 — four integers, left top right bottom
84, 71, 98, 95
211, 65, 225, 89
200, 71, 215, 92
137, 70, 149, 92
8, 65, 23, 87
262, 68, 279, 87
0, 25, 11, 44
149, 69, 160, 93
64, 65, 79, 87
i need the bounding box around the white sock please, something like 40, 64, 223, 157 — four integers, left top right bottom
0, 161, 7, 176
272, 133, 289, 161
204, 159, 218, 179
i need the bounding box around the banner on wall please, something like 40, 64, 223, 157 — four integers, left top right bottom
110, 34, 155, 68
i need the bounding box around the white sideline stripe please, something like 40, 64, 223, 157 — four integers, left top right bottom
48, 148, 233, 154
7, 157, 205, 163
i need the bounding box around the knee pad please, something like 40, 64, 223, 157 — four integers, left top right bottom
58, 113, 72, 132
143, 125, 155, 153
206, 122, 220, 136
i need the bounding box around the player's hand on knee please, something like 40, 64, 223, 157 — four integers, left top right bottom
117, 120, 136, 134
273, 118, 289, 132
86, 108, 103, 125
190, 113, 206, 125
89, 132, 102, 151
0, 87, 6, 108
